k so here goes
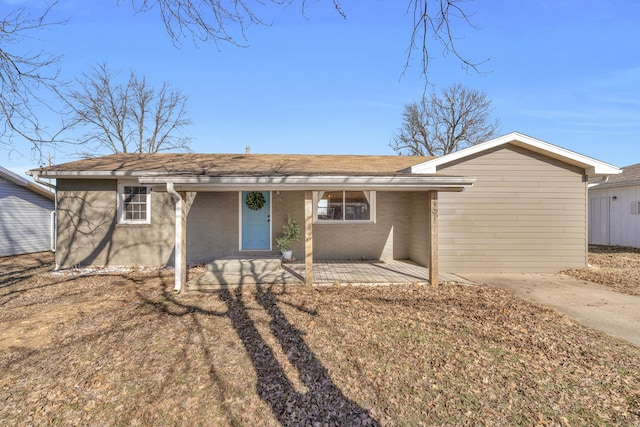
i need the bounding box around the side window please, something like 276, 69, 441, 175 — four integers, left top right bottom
118, 184, 151, 224
314, 191, 375, 223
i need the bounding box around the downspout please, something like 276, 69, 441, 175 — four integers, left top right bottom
166, 182, 185, 293
32, 173, 57, 257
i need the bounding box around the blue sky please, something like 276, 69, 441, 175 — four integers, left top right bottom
3, 0, 639, 177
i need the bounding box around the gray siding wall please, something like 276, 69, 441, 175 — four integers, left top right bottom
437, 145, 588, 272
589, 185, 640, 248
0, 177, 54, 257
56, 179, 175, 268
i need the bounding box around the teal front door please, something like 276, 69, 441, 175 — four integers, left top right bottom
241, 191, 271, 250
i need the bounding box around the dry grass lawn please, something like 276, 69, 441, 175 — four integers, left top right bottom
1, 252, 639, 426
564, 245, 640, 295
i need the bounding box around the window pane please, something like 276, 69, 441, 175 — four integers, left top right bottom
123, 186, 148, 221
345, 191, 370, 220
317, 191, 343, 220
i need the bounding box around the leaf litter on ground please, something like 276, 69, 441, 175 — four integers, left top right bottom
0, 251, 638, 426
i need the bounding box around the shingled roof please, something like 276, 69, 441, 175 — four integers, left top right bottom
590, 163, 640, 189
30, 153, 434, 178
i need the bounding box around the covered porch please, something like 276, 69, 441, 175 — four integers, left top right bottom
140, 171, 475, 293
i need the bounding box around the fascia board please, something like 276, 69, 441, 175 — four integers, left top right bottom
27, 170, 174, 179
139, 174, 476, 192
410, 132, 621, 176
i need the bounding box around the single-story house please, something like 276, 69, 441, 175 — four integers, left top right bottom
28, 132, 620, 291
0, 165, 55, 257
589, 162, 640, 248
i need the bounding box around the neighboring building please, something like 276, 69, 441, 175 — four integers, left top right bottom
589, 162, 640, 248
28, 132, 620, 290
0, 165, 55, 257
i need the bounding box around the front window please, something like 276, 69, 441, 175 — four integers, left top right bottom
118, 184, 151, 224
315, 191, 375, 223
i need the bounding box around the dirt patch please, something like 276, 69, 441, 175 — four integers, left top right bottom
563, 245, 640, 295
1, 253, 639, 425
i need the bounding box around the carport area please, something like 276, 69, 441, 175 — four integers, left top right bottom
185, 259, 470, 291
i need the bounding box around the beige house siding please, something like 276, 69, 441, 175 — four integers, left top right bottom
56, 179, 175, 269
437, 145, 588, 272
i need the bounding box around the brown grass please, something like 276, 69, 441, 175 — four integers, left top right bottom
564, 245, 640, 295
1, 252, 639, 426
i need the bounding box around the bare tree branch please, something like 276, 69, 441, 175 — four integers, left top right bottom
0, 1, 67, 156
391, 83, 499, 157
403, 0, 488, 84
65, 63, 192, 156
126, 0, 344, 47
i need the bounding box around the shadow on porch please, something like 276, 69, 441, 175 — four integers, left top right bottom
185, 257, 470, 292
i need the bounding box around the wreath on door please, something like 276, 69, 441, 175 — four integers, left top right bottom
245, 191, 266, 211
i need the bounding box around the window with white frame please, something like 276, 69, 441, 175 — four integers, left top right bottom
632, 201, 640, 215
314, 191, 375, 223
118, 183, 151, 224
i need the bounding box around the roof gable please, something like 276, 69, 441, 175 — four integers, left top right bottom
410, 132, 621, 176
0, 165, 54, 200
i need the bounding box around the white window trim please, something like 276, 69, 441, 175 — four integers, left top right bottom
117, 181, 151, 224
313, 190, 376, 224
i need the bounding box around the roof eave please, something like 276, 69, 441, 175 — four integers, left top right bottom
139, 174, 476, 192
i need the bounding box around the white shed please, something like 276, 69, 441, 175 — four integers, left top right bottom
589, 163, 640, 248
0, 165, 55, 257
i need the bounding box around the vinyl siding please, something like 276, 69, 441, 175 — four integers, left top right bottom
56, 179, 175, 268
589, 185, 640, 248
437, 144, 588, 272
0, 177, 54, 257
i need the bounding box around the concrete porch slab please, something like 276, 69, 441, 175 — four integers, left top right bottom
185, 258, 471, 292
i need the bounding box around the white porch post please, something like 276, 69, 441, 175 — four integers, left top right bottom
167, 183, 187, 293
428, 191, 439, 286
304, 190, 313, 285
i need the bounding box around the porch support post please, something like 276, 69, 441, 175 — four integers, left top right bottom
167, 183, 187, 293
428, 191, 439, 285
304, 190, 313, 285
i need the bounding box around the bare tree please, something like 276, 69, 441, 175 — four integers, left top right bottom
0, 2, 65, 154
66, 63, 192, 155
391, 83, 499, 157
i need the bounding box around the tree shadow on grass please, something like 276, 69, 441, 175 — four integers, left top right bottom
223, 284, 378, 426
150, 277, 379, 426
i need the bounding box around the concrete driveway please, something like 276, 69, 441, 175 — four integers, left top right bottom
460, 273, 640, 347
